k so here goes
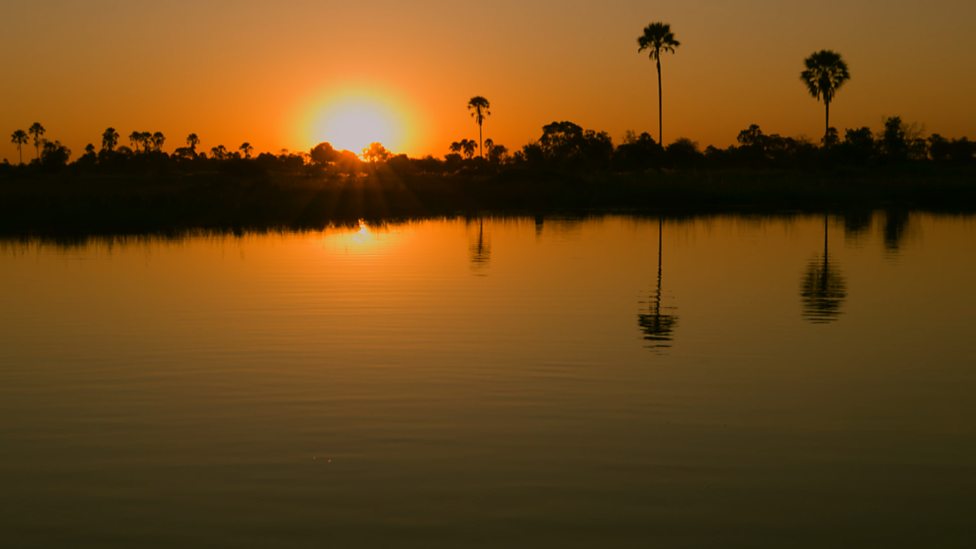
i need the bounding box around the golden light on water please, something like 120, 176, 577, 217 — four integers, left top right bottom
298, 86, 413, 155
322, 221, 403, 254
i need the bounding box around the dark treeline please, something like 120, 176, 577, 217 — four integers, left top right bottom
3, 116, 975, 179
2, 115, 976, 239
5, 111, 975, 179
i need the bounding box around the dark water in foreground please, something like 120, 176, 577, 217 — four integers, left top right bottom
1, 213, 974, 548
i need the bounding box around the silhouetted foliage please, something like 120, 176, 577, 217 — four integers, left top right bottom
310, 142, 340, 165
532, 121, 613, 170
664, 138, 703, 169
832, 127, 876, 165
614, 131, 662, 172
363, 142, 392, 163
40, 140, 71, 168
101, 128, 120, 152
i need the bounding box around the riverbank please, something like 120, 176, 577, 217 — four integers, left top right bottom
1, 167, 974, 237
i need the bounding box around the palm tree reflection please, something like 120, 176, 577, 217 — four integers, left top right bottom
800, 215, 847, 323
638, 217, 678, 348
469, 218, 491, 271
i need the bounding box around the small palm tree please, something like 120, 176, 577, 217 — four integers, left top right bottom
801, 50, 851, 145
460, 138, 477, 160
467, 96, 491, 159
239, 142, 253, 159
28, 122, 46, 161
638, 22, 680, 145
10, 129, 29, 165
186, 133, 200, 152
151, 132, 166, 152
101, 127, 120, 152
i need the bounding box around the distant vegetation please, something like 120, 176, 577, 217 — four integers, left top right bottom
4, 113, 971, 177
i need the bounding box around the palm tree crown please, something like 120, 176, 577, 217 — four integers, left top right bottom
637, 22, 680, 61
11, 129, 29, 165
28, 122, 46, 160
102, 127, 120, 152
801, 50, 851, 143
637, 22, 680, 146
467, 96, 491, 159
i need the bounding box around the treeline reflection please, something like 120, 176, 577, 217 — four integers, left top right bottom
3, 212, 923, 342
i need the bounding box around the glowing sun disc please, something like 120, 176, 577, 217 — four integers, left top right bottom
305, 89, 408, 155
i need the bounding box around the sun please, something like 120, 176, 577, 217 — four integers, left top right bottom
302, 87, 410, 155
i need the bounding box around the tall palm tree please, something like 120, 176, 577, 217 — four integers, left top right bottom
28, 122, 45, 161
638, 22, 680, 146
10, 129, 29, 165
801, 50, 851, 145
467, 96, 491, 159
101, 127, 119, 152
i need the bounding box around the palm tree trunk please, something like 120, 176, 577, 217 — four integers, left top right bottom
823, 214, 829, 262
479, 122, 483, 160
657, 58, 663, 146
824, 100, 830, 146
655, 216, 663, 316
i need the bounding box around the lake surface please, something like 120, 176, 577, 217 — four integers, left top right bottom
2, 213, 975, 548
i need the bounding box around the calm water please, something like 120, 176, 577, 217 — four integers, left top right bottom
1, 213, 975, 548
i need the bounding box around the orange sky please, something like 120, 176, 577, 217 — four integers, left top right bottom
1, 0, 974, 160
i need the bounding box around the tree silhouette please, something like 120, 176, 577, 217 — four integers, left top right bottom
210, 145, 228, 160
186, 133, 200, 153
40, 140, 71, 167
239, 142, 253, 159
28, 122, 45, 161
10, 129, 28, 165
800, 215, 847, 323
151, 132, 166, 153
362, 142, 391, 163
638, 22, 680, 146
484, 138, 508, 164
801, 50, 851, 145
101, 127, 119, 152
460, 138, 477, 160
128, 131, 141, 152
467, 96, 491, 159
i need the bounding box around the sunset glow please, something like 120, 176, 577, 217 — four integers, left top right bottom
3, 1, 972, 161
301, 88, 411, 155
